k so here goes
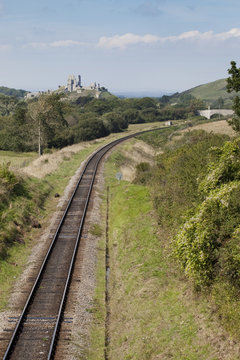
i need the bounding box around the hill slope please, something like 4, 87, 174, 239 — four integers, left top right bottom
181, 78, 235, 108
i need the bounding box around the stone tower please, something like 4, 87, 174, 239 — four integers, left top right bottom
67, 75, 76, 92
78, 75, 81, 87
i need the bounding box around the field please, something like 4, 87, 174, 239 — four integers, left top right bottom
181, 119, 236, 136
0, 151, 37, 168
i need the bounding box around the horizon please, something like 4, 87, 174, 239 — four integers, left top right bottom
0, 76, 226, 98
0, 1, 239, 92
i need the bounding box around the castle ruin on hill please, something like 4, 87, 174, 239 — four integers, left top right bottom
24, 74, 103, 100
65, 74, 101, 94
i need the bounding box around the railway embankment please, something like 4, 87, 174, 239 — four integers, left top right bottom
89, 131, 240, 359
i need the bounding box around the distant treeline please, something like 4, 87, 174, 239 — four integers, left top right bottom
0, 92, 206, 153
0, 86, 27, 98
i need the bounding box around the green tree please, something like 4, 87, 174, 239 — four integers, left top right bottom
0, 94, 18, 116
27, 94, 68, 155
227, 61, 240, 131
103, 112, 128, 132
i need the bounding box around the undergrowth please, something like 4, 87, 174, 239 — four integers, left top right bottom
93, 146, 235, 359
136, 129, 240, 337
0, 163, 51, 259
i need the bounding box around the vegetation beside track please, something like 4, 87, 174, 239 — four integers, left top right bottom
138, 129, 240, 338
89, 128, 240, 359
0, 122, 173, 311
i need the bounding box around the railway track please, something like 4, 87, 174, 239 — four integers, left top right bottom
2, 128, 165, 359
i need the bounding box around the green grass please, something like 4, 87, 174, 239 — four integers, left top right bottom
181, 78, 235, 107
136, 125, 181, 148
90, 224, 103, 237
0, 150, 38, 168
88, 144, 237, 360
0, 241, 33, 309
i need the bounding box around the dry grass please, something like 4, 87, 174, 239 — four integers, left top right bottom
0, 151, 38, 168
181, 120, 236, 137
120, 140, 156, 181
21, 143, 90, 178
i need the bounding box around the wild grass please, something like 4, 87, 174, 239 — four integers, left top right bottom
181, 119, 236, 137
90, 224, 103, 237
0, 240, 32, 309
88, 144, 239, 359
0, 150, 37, 168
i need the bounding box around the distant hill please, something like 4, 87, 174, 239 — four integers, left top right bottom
0, 86, 27, 98
173, 79, 236, 108
112, 90, 169, 98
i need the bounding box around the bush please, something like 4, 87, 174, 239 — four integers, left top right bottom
175, 181, 240, 288
134, 162, 152, 185
174, 136, 240, 289
152, 130, 229, 228
73, 117, 109, 142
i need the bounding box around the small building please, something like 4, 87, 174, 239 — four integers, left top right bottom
165, 121, 173, 126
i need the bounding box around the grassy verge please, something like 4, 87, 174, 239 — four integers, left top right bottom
89, 144, 239, 360
0, 150, 37, 167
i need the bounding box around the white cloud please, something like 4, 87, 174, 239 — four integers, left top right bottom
28, 42, 48, 50
166, 30, 214, 42
216, 28, 240, 40
50, 40, 84, 47
98, 33, 159, 49
97, 28, 240, 49
27, 40, 86, 49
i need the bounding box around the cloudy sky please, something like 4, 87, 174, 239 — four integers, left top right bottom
0, 0, 240, 93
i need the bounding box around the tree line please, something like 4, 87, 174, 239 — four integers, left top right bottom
0, 89, 206, 154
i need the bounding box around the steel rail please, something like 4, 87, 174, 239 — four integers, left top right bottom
3, 126, 166, 359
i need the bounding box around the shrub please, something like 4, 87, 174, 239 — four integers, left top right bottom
175, 181, 240, 288
134, 162, 152, 185
174, 136, 240, 289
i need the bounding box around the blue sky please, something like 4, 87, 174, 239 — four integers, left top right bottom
1, 0, 240, 93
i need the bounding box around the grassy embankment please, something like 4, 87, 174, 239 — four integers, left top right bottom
88, 125, 240, 359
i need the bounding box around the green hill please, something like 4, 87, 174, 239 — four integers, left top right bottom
180, 78, 236, 108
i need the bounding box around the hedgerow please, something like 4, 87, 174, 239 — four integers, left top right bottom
175, 137, 240, 289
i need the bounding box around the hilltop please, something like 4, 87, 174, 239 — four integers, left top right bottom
171, 78, 236, 108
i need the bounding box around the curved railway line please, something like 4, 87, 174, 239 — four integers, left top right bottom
2, 128, 164, 359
